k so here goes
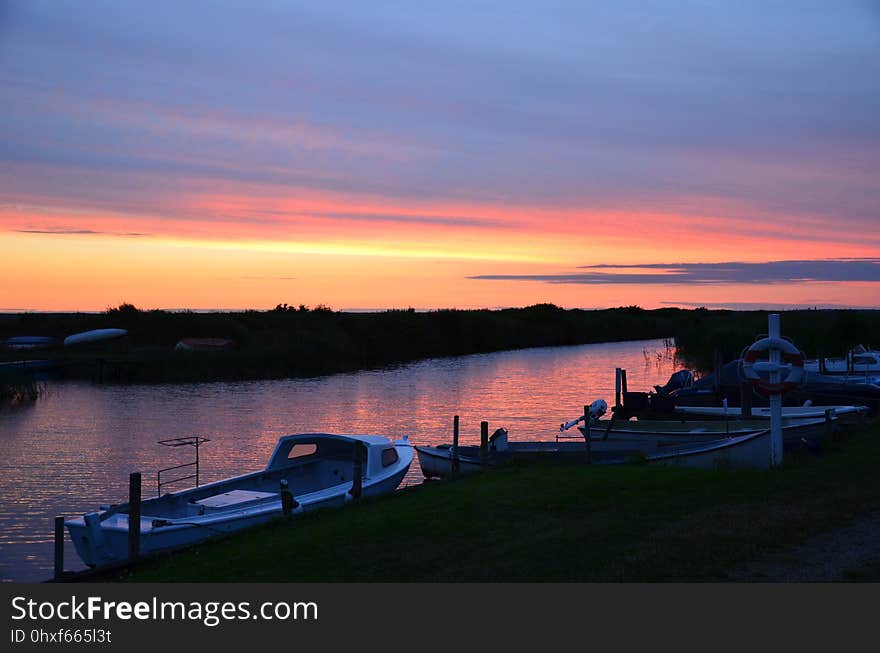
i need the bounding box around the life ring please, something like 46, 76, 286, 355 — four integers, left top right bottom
741, 337, 805, 395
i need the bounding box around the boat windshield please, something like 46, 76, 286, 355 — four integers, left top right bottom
381, 447, 398, 467
287, 443, 318, 460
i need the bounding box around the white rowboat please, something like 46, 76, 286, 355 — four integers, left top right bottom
66, 433, 413, 567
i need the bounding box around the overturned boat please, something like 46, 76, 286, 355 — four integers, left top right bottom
66, 433, 413, 568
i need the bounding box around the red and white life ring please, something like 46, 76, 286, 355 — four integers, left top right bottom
741, 337, 805, 395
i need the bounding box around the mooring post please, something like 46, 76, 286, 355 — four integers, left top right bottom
350, 441, 363, 498
740, 382, 753, 419
620, 369, 628, 403
452, 415, 460, 474
614, 368, 622, 409
480, 421, 489, 469
583, 404, 592, 465
768, 314, 783, 467
824, 408, 835, 442
54, 516, 65, 580
128, 472, 141, 561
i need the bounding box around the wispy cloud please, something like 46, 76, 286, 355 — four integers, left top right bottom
298, 211, 516, 229
660, 301, 879, 310
14, 227, 147, 237
470, 259, 880, 285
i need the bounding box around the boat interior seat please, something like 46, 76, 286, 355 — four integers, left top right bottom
185, 489, 278, 516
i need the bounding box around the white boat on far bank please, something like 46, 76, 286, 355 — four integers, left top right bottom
63, 328, 128, 347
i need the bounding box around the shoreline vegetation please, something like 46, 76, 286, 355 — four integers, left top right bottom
109, 422, 880, 582
2, 303, 879, 385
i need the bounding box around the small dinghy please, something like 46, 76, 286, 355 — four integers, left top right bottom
66, 433, 413, 567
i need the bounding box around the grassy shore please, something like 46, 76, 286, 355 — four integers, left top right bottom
3, 305, 879, 383
115, 422, 880, 582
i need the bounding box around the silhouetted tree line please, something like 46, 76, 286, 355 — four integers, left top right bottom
1, 304, 877, 383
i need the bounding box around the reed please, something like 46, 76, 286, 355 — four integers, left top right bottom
0, 371, 42, 405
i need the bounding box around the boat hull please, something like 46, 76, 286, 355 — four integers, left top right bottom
646, 431, 771, 470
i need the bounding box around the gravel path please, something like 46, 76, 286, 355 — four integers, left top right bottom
727, 512, 880, 581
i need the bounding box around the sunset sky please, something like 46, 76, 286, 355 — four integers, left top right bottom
1, 1, 878, 311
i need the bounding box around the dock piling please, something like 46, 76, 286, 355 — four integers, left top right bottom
128, 472, 141, 561
54, 516, 65, 580
452, 415, 460, 474
480, 421, 489, 469
825, 408, 835, 441
614, 368, 622, 409
583, 404, 592, 464
740, 382, 753, 419
350, 441, 364, 498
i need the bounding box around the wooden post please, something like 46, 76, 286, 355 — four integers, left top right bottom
128, 472, 141, 561
480, 421, 489, 469
825, 408, 835, 442
452, 415, 460, 474
614, 368, 622, 408
350, 441, 363, 498
620, 369, 628, 402
54, 516, 65, 580
583, 404, 592, 464
740, 382, 753, 419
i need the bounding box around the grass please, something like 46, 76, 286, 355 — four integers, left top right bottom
115, 422, 880, 582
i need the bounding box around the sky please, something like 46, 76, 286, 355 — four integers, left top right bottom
1, 0, 878, 311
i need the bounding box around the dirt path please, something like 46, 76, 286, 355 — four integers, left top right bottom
727, 512, 880, 581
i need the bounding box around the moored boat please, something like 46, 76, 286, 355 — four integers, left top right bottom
415, 426, 778, 478
66, 433, 413, 567
672, 404, 868, 424
566, 415, 834, 450
804, 345, 880, 376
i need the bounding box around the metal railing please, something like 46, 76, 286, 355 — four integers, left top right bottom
156, 436, 210, 496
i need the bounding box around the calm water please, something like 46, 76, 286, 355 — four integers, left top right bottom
0, 338, 680, 582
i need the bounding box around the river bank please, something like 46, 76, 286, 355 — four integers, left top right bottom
110, 422, 880, 582
3, 305, 879, 384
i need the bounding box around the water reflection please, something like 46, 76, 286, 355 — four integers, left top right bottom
0, 338, 680, 581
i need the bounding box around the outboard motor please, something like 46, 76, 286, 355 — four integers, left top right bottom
560, 399, 608, 432
653, 370, 694, 396
489, 427, 509, 452
588, 399, 608, 421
